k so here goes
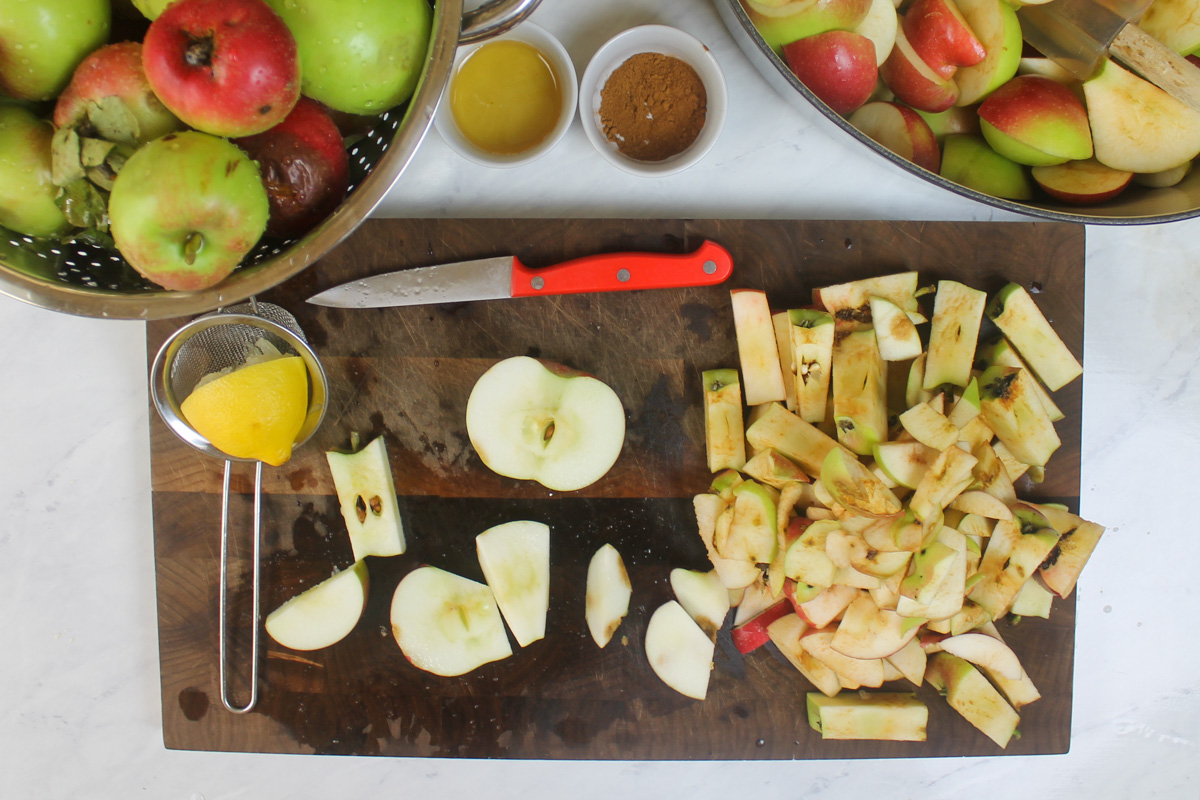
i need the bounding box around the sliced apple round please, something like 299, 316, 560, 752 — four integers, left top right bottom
585, 543, 632, 648
466, 356, 626, 492
390, 566, 512, 676
475, 520, 550, 648
645, 600, 716, 700
265, 560, 368, 651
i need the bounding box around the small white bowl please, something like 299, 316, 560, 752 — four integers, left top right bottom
435, 23, 577, 169
578, 25, 727, 178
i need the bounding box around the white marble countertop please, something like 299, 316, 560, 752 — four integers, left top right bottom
3, 0, 1198, 797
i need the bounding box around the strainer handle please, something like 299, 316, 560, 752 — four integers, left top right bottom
218, 460, 262, 714
459, 0, 542, 44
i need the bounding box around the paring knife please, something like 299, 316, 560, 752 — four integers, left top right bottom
307, 239, 733, 308
1017, 0, 1200, 112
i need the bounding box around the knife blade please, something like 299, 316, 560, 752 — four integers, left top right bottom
306, 240, 734, 308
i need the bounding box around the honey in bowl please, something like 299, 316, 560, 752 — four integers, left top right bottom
449, 40, 563, 156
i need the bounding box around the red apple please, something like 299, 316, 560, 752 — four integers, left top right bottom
233, 97, 350, 238
54, 42, 186, 144
849, 100, 942, 172
978, 75, 1092, 166
1031, 158, 1133, 204
783, 31, 879, 115
901, 0, 985, 79
730, 598, 792, 654
142, 0, 300, 138
879, 26, 959, 112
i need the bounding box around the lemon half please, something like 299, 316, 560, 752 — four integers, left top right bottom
181, 355, 309, 466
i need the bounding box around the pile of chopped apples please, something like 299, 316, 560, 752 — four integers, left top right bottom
648, 272, 1105, 748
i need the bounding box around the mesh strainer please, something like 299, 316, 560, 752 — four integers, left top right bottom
150, 300, 328, 714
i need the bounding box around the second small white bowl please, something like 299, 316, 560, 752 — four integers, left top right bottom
435, 23, 577, 169
579, 25, 727, 178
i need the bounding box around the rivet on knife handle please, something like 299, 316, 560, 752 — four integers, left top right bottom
509, 239, 733, 298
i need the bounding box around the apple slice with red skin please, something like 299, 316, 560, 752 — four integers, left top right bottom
901, 0, 986, 79
794, 582, 859, 628
143, 0, 301, 137
849, 101, 941, 172
233, 97, 350, 238
979, 75, 1093, 167
783, 30, 879, 115
731, 596, 792, 653
54, 41, 186, 144
879, 26, 959, 112
1032, 158, 1133, 205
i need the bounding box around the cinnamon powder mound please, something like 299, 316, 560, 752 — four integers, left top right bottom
598, 52, 708, 162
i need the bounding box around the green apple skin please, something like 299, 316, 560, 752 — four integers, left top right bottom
0, 106, 70, 238
978, 76, 1092, 166
743, 0, 873, 54
940, 134, 1033, 200
267, 0, 432, 115
0, 0, 111, 101
109, 131, 269, 291
132, 0, 175, 19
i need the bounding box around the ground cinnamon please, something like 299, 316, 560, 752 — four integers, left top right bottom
599, 52, 708, 162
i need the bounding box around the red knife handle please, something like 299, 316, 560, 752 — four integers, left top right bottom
509, 240, 733, 298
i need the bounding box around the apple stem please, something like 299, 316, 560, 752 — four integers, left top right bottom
185, 36, 216, 70
183, 232, 204, 265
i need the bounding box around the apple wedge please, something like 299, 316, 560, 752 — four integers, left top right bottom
924, 279, 987, 390
978, 366, 1061, 467
820, 447, 903, 517
746, 402, 845, 476
585, 543, 632, 648
938, 631, 1022, 680
885, 636, 927, 685
800, 628, 886, 688
731, 596, 792, 653
465, 356, 626, 492
731, 289, 788, 405
831, 594, 921, 659
671, 568, 732, 638
789, 308, 836, 423
265, 560, 368, 651
703, 368, 747, 472
985, 283, 1083, 391
695, 494, 762, 590
831, 328, 889, 455
807, 692, 928, 740
326, 435, 405, 561
925, 652, 1019, 747
870, 295, 923, 360
768, 613, 844, 697
645, 600, 715, 700
390, 566, 512, 676
476, 520, 550, 648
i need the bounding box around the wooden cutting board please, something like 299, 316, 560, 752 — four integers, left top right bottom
147, 218, 1085, 759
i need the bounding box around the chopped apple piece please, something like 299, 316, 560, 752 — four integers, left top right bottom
1029, 503, 1106, 598
265, 560, 369, 651
873, 440, 938, 489
948, 490, 1013, 520
731, 289, 788, 405
767, 613, 843, 697
821, 447, 903, 516
832, 594, 922, 659
925, 652, 1020, 748
978, 366, 1061, 467
585, 543, 632, 647
695, 493, 761, 590
899, 401, 959, 450
969, 506, 1061, 618
326, 435, 406, 561
946, 378, 981, 428
795, 582, 859, 628
772, 311, 798, 411
986, 283, 1082, 391
980, 336, 1064, 421
975, 621, 1042, 709
645, 601, 715, 700
807, 692, 928, 741
784, 518, 840, 587
923, 280, 987, 390
702, 368, 747, 472
832, 328, 889, 454
870, 295, 923, 360
909, 444, 978, 522
790, 308, 836, 423
731, 597, 792, 653
390, 566, 512, 677
670, 568, 731, 638
742, 448, 810, 489
815, 271, 921, 325
721, 480, 779, 563
885, 636, 928, 685
476, 520, 550, 648
746, 402, 845, 476
938, 631, 1022, 680
1010, 576, 1054, 618
906, 352, 935, 407
800, 629, 886, 688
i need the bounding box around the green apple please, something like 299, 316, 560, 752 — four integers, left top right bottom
979, 75, 1093, 166
951, 0, 1022, 106
267, 0, 432, 114
0, 106, 71, 238
742, 0, 873, 53
132, 0, 174, 19
108, 131, 269, 290
465, 356, 626, 492
940, 134, 1034, 200
0, 0, 110, 101
703, 368, 746, 472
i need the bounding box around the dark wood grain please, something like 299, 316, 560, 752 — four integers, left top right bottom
148, 218, 1085, 759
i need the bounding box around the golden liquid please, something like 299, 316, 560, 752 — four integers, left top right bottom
450, 40, 562, 156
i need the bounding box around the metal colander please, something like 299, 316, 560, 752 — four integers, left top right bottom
0, 0, 542, 320
149, 300, 328, 714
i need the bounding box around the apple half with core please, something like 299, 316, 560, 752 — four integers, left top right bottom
143, 0, 301, 137
466, 356, 626, 492
390, 566, 512, 676
108, 131, 270, 291
265, 560, 368, 651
